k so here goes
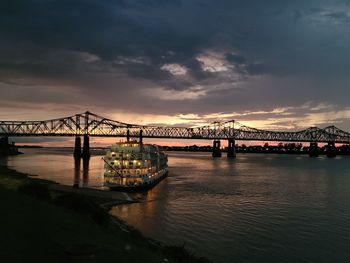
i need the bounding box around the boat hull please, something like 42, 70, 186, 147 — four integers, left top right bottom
107, 171, 168, 192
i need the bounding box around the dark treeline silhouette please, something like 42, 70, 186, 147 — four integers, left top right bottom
164, 143, 350, 155
0, 137, 20, 156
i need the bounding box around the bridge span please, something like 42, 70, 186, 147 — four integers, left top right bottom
1, 111, 349, 158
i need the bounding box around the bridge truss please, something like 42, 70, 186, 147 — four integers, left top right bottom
1, 111, 350, 143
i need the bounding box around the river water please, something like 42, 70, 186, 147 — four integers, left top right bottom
2, 148, 350, 263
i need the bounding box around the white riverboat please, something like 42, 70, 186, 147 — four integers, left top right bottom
103, 141, 168, 191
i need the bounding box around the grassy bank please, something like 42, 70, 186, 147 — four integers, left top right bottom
0, 165, 210, 263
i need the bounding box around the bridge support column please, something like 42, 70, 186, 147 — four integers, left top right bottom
127, 129, 130, 142
212, 140, 222, 158
227, 138, 236, 158
326, 141, 337, 158
82, 134, 90, 160
73, 136, 81, 159
309, 142, 319, 157
139, 129, 143, 144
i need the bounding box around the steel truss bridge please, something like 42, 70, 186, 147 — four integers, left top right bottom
0, 111, 350, 144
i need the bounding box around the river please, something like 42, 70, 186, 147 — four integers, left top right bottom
2, 148, 350, 263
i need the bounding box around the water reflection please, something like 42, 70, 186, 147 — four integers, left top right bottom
3, 148, 105, 187
111, 177, 169, 233
73, 158, 81, 188
82, 158, 90, 187
72, 158, 92, 188
4, 149, 350, 263
111, 152, 350, 263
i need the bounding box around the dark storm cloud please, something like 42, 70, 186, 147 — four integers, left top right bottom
1, 0, 350, 129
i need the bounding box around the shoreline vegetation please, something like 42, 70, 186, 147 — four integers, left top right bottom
163, 143, 350, 155
0, 137, 22, 156
0, 165, 211, 263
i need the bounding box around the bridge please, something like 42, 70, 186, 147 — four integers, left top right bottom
1, 111, 349, 158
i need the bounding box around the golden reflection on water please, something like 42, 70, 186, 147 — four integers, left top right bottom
3, 148, 105, 187
82, 158, 90, 187
72, 158, 91, 188
110, 177, 169, 233
73, 158, 80, 188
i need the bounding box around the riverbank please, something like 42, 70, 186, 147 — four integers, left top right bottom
0, 165, 211, 263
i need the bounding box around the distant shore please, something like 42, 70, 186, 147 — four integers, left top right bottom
16, 145, 43, 148
0, 164, 210, 263
164, 144, 350, 155
0, 137, 22, 156
16, 144, 350, 156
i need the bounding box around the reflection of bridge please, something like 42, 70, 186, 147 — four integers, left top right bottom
1, 111, 349, 158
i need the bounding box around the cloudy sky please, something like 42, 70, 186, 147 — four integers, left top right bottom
1, 0, 350, 144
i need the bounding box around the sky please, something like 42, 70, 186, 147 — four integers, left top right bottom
1, 0, 350, 146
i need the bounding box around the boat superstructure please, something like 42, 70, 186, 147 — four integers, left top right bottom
103, 141, 168, 191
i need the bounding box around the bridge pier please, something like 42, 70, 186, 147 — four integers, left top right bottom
309, 142, 319, 157
139, 129, 143, 144
73, 136, 82, 159
227, 138, 236, 158
326, 141, 337, 158
127, 129, 130, 142
82, 134, 90, 160
212, 140, 222, 157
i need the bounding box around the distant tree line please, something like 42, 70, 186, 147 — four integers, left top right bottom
164, 143, 350, 155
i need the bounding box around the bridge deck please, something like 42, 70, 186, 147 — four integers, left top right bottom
1, 111, 349, 143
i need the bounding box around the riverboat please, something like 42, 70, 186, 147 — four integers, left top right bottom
103, 141, 168, 191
